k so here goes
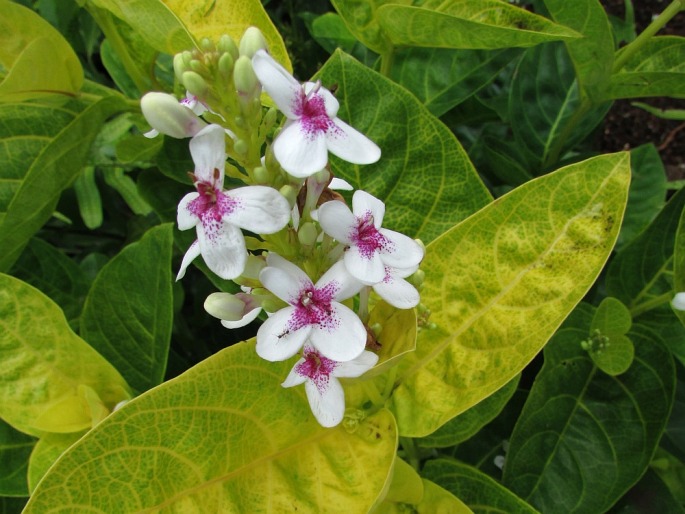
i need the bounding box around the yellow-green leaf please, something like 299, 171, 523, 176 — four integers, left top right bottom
25, 341, 397, 512
388, 153, 631, 437
0, 275, 131, 437
367, 301, 417, 376
0, 0, 83, 100
27, 432, 82, 494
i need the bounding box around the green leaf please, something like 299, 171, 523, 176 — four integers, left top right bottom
318, 50, 492, 244
25, 341, 397, 512
80, 224, 174, 394
632, 101, 685, 121
416, 479, 473, 514
509, 42, 610, 169
423, 458, 538, 514
591, 296, 632, 335
584, 297, 634, 375
663, 363, 685, 464
376, 0, 580, 50
606, 186, 685, 314
542, 0, 614, 101
608, 36, 685, 99
0, 274, 131, 437
611, 469, 685, 514
502, 304, 675, 513
0, 419, 35, 496
10, 238, 90, 330
73, 165, 103, 229
387, 152, 630, 437
0, 95, 129, 272
0, 0, 83, 100
383, 457, 425, 505
417, 375, 519, 449
615, 144, 667, 252
330, 0, 405, 54
366, 301, 417, 376
27, 432, 82, 494
391, 47, 522, 117
0, 497, 26, 514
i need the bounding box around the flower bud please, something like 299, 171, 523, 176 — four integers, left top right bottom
298, 222, 319, 246
279, 185, 298, 207
233, 55, 259, 96
253, 166, 269, 184
204, 292, 244, 321
234, 139, 248, 155
189, 58, 209, 75
182, 71, 208, 98
173, 53, 186, 83
673, 292, 685, 310
140, 92, 207, 138
239, 26, 268, 58
369, 323, 383, 337
218, 34, 239, 60
200, 37, 215, 53
242, 255, 266, 280
218, 52, 234, 78
263, 107, 278, 129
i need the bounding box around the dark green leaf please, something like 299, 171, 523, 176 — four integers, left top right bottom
609, 469, 685, 514
0, 419, 35, 496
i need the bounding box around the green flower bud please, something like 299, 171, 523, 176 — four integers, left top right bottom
189, 58, 209, 75
298, 222, 319, 246
233, 55, 259, 96
370, 323, 383, 337
253, 166, 269, 184
239, 26, 268, 58
411, 269, 425, 287
233, 139, 248, 155
200, 37, 215, 53
181, 50, 193, 67
218, 52, 234, 78
263, 107, 278, 129
182, 71, 208, 98
218, 34, 239, 60
279, 185, 298, 207
173, 53, 186, 83
204, 292, 244, 321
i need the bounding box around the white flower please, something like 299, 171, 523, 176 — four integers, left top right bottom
251, 49, 381, 177
672, 292, 685, 311
204, 291, 264, 328
176, 124, 291, 280
317, 190, 424, 285
256, 254, 365, 362
282, 344, 378, 427
373, 265, 421, 309
140, 92, 207, 138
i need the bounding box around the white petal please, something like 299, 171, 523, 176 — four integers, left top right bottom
344, 245, 386, 285
374, 273, 420, 309
326, 117, 380, 166
260, 264, 311, 304
309, 303, 366, 362
673, 292, 685, 311
303, 82, 339, 118
143, 128, 159, 138
352, 190, 385, 228
333, 350, 379, 378
189, 124, 226, 185
252, 50, 302, 119
256, 308, 311, 361
177, 192, 200, 230
176, 240, 201, 280
266, 253, 312, 282
329, 178, 354, 191
281, 357, 308, 388
196, 221, 247, 280
316, 260, 364, 302
304, 376, 345, 427
221, 306, 262, 329
224, 186, 290, 234
273, 121, 328, 177
317, 200, 356, 244
379, 229, 424, 269
140, 92, 206, 138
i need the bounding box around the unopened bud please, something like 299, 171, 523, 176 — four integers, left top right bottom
218, 34, 239, 60
200, 37, 215, 53
182, 71, 208, 98
253, 166, 269, 183
370, 323, 383, 337
411, 269, 425, 287
234, 139, 248, 155
233, 55, 259, 95
239, 26, 268, 58
218, 52, 234, 78
263, 107, 278, 129
173, 53, 186, 82
242, 255, 266, 280
189, 58, 209, 75
140, 92, 207, 138
673, 292, 685, 311
298, 222, 319, 246
204, 292, 244, 321
279, 185, 297, 207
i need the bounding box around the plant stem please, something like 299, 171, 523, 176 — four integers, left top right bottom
612, 0, 684, 73
400, 437, 421, 471
380, 47, 395, 78
543, 96, 592, 168
630, 292, 674, 318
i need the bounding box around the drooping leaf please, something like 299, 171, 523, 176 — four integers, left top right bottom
387, 152, 630, 437
0, 275, 131, 437
502, 304, 675, 513
0, 0, 83, 100
10, 238, 90, 330
418, 375, 519, 449
0, 95, 129, 272
423, 458, 538, 514
509, 42, 610, 169
615, 143, 667, 252
376, 0, 580, 50
25, 341, 397, 513
391, 47, 523, 117
318, 50, 492, 244
0, 419, 35, 496
80, 224, 174, 394
608, 36, 685, 99
542, 0, 614, 101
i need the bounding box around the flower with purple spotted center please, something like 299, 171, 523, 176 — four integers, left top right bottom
351, 211, 394, 260
293, 82, 339, 139
295, 346, 337, 393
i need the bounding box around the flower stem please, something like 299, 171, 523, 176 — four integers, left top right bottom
358, 286, 371, 324
612, 0, 684, 73
380, 47, 395, 78
630, 292, 674, 318
399, 437, 421, 471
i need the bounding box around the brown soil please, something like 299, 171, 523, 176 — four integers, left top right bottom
599, 0, 685, 179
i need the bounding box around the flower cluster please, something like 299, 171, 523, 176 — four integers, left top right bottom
141, 29, 424, 427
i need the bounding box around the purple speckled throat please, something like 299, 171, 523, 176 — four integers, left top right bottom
187, 181, 239, 240
295, 347, 338, 393
287, 281, 340, 333
351, 211, 393, 260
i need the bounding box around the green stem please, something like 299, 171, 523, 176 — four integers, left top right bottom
612, 0, 684, 73
362, 381, 385, 407
630, 292, 674, 318
399, 437, 421, 471
380, 47, 395, 78
85, 5, 151, 93
543, 97, 592, 168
